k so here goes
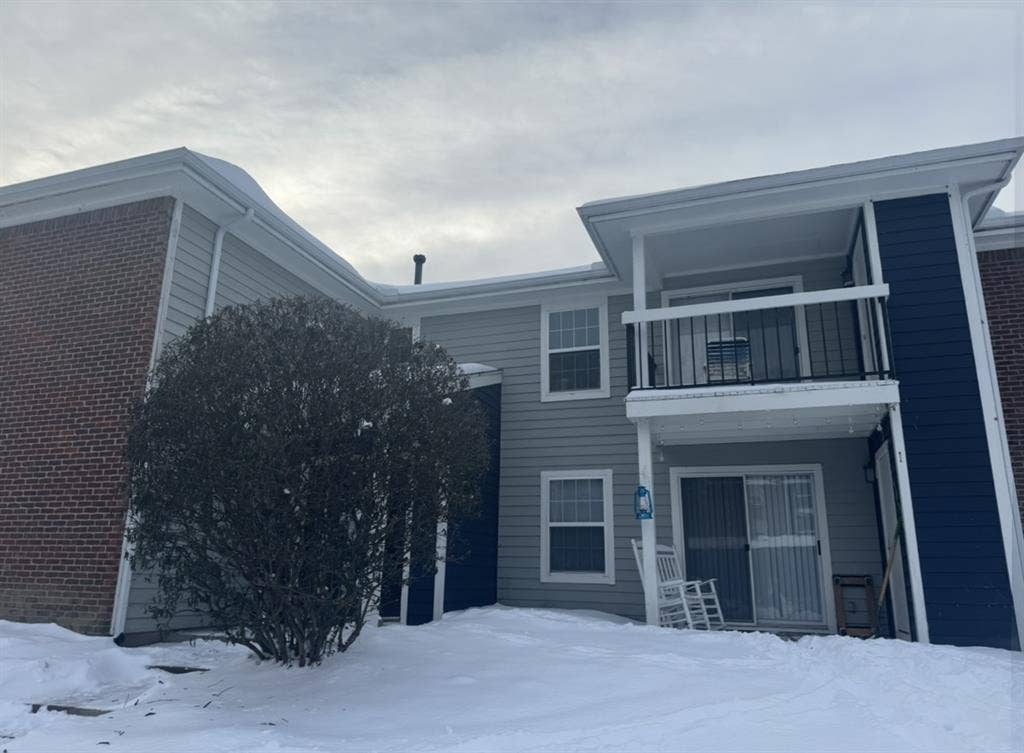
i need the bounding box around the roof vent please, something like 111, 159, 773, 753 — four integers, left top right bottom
413, 254, 426, 285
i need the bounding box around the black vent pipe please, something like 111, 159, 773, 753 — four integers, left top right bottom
413, 254, 426, 285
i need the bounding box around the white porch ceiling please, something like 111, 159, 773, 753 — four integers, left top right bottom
647, 206, 856, 278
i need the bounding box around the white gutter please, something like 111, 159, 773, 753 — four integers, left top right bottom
205, 207, 254, 316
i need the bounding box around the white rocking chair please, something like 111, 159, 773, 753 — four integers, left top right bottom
631, 539, 725, 631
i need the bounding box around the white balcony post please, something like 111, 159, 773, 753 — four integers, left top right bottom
862, 201, 892, 374
637, 418, 660, 625
632, 233, 648, 387
888, 403, 930, 644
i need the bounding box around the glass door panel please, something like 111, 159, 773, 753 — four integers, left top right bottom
680, 476, 754, 622
744, 473, 824, 626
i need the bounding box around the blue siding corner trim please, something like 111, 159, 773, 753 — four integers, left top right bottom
876, 193, 1019, 650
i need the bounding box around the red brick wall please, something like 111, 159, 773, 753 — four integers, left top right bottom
0, 198, 174, 634
979, 246, 1024, 525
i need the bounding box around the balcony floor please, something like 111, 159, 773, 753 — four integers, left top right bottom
626, 379, 899, 444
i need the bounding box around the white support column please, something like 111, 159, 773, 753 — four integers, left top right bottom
400, 319, 424, 625
637, 418, 659, 626
948, 186, 1024, 647
432, 517, 447, 622
862, 201, 892, 374
888, 403, 930, 644
632, 233, 649, 388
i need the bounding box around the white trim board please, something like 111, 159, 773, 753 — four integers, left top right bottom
625, 284, 889, 324
949, 187, 1024, 649
668, 464, 837, 633
625, 379, 900, 420
109, 196, 184, 638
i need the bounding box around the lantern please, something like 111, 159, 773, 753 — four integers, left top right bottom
634, 485, 653, 520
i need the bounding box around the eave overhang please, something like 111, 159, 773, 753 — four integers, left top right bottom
578, 138, 1024, 285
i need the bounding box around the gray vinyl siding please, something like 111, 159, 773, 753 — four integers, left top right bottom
161, 206, 217, 342
423, 291, 885, 625
421, 295, 648, 619
213, 234, 319, 309
124, 204, 327, 637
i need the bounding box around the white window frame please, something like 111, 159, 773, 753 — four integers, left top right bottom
540, 300, 611, 402
540, 469, 615, 584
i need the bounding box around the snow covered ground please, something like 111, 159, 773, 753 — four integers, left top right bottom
1, 607, 1021, 752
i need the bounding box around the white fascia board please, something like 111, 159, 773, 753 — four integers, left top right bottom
464, 370, 503, 389
580, 139, 1024, 283
579, 139, 1024, 220
377, 266, 619, 309
0, 148, 190, 209
974, 219, 1024, 252
0, 151, 383, 308
0, 151, 624, 310
387, 276, 630, 321
624, 380, 901, 420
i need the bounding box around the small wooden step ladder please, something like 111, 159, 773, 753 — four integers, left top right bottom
833, 575, 879, 637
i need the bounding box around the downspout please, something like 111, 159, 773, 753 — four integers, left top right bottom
205, 207, 254, 316
957, 178, 1024, 648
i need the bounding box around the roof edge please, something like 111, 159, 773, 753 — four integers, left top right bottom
578, 138, 1024, 220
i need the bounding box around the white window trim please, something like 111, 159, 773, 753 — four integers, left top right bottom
540, 300, 611, 402
660, 275, 812, 385
540, 469, 615, 585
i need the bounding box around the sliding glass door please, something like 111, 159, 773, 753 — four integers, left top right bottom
677, 469, 828, 629
679, 477, 754, 623
745, 474, 824, 626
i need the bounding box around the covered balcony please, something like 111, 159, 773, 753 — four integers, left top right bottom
618, 204, 900, 434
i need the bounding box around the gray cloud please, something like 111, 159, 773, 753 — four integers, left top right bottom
1, 1, 1020, 284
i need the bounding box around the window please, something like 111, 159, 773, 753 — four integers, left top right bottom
540, 302, 610, 401
540, 470, 615, 584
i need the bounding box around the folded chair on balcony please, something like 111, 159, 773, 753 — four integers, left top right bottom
631, 539, 725, 631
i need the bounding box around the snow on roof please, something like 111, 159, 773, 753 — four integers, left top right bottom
978, 209, 1024, 230
190, 151, 365, 282
188, 150, 613, 302
579, 138, 1024, 217
377, 262, 611, 297
458, 362, 499, 375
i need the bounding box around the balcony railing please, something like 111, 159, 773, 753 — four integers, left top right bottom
624, 284, 893, 390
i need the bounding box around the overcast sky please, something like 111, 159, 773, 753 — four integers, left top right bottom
1, 2, 1021, 284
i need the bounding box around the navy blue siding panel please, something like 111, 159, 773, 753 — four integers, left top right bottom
876, 193, 1018, 649
444, 383, 501, 614
405, 384, 502, 624
405, 569, 435, 627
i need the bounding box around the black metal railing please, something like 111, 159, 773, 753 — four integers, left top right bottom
626, 290, 893, 390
